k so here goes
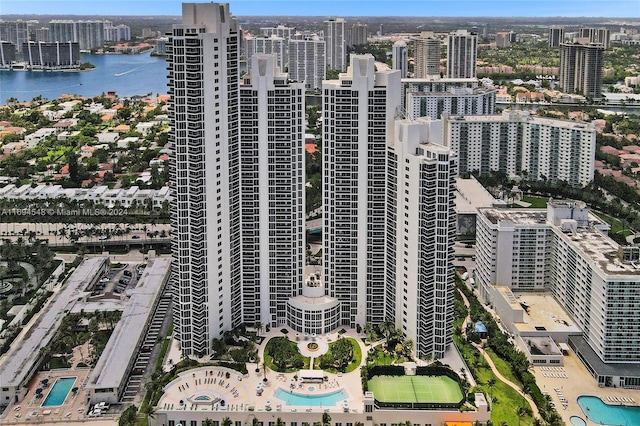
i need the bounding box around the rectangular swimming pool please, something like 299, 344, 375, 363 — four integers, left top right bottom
42, 377, 76, 407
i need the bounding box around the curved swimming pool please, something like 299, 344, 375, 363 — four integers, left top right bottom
275, 388, 347, 406
578, 395, 640, 426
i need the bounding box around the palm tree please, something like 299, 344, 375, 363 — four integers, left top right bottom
402, 339, 413, 358
321, 412, 331, 426
276, 417, 285, 426
517, 406, 528, 426
222, 417, 232, 426
487, 377, 497, 403
381, 317, 394, 347
202, 419, 215, 426
140, 404, 156, 420
363, 322, 375, 346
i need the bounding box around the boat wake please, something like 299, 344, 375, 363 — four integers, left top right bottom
114, 68, 136, 77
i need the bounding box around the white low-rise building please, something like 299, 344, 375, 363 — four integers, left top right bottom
97, 131, 119, 143
24, 127, 56, 149
0, 184, 171, 208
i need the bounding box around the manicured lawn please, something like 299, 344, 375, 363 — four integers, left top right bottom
455, 336, 533, 425
366, 346, 395, 366
521, 196, 548, 208
485, 348, 522, 388
49, 356, 71, 369
344, 337, 362, 372
594, 212, 633, 237
368, 375, 463, 404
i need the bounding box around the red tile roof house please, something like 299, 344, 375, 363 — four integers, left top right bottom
600, 146, 622, 155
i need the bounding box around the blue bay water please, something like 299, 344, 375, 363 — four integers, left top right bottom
0, 52, 169, 103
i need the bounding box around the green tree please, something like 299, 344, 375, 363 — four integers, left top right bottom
322, 412, 332, 426
66, 151, 80, 185
326, 69, 341, 79
487, 377, 496, 403
117, 405, 137, 426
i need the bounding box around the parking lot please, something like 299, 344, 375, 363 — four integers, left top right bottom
89, 263, 145, 296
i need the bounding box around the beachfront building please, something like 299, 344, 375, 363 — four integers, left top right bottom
238, 53, 306, 328
476, 202, 640, 387
322, 55, 400, 328
386, 118, 457, 359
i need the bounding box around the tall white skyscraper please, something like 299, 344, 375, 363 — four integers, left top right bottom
0, 21, 31, 53
549, 27, 565, 47
324, 18, 347, 72
49, 20, 105, 50
323, 55, 401, 327
387, 118, 457, 359
414, 32, 441, 78
289, 32, 326, 90
168, 2, 241, 356
169, 4, 307, 356
239, 54, 306, 327
447, 29, 477, 79
261, 25, 295, 39
244, 34, 287, 71
169, 4, 458, 362
351, 22, 368, 46
392, 40, 408, 78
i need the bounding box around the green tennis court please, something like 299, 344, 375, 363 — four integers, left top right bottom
367, 375, 464, 404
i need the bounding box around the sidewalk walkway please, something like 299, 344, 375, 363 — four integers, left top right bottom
457, 288, 540, 420
471, 342, 540, 419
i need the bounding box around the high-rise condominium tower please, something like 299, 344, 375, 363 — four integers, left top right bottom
169, 3, 306, 357
168, 2, 241, 356
386, 118, 457, 359
244, 34, 287, 71
323, 55, 401, 327
351, 22, 368, 46
0, 21, 31, 53
289, 32, 326, 91
414, 32, 441, 78
579, 28, 611, 49
238, 54, 306, 328
324, 18, 347, 72
447, 29, 477, 79
49, 20, 105, 50
549, 27, 565, 47
392, 40, 408, 78
559, 42, 604, 101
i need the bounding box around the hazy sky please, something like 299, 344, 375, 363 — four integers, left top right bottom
1, 0, 639, 17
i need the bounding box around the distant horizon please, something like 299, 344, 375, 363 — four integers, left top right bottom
1, 1, 639, 18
